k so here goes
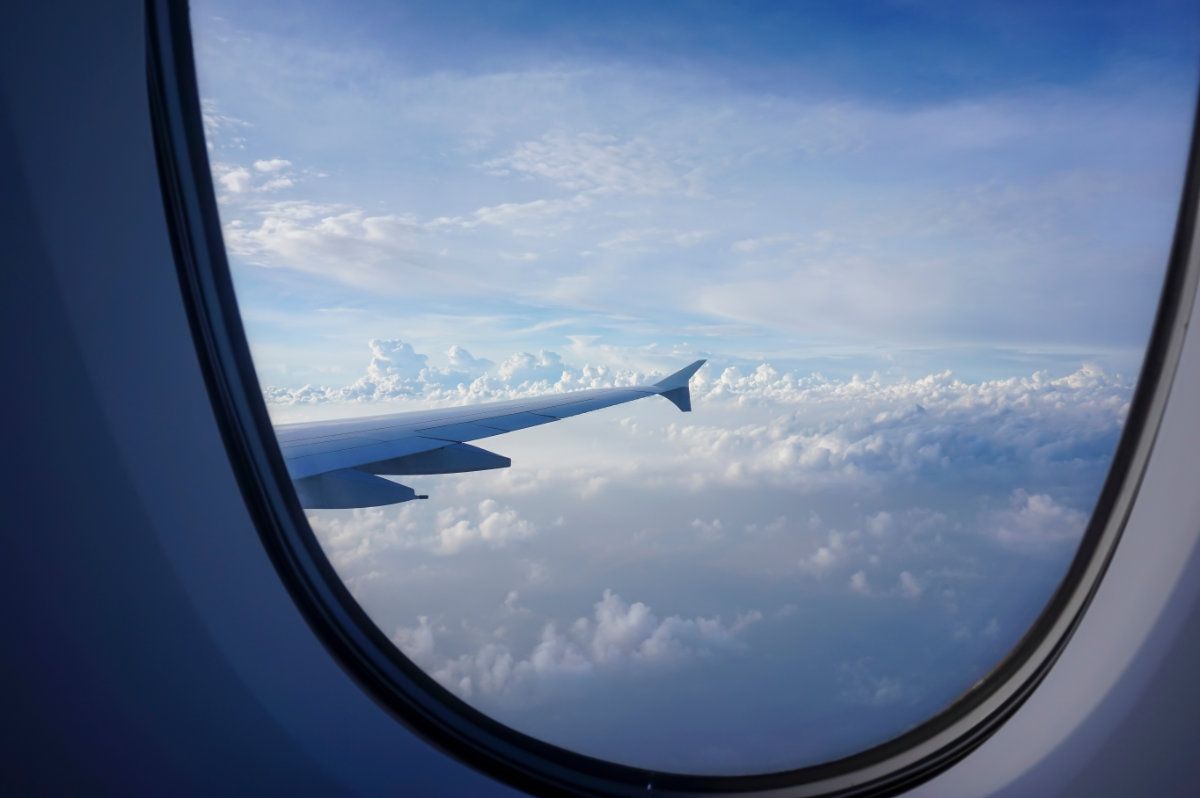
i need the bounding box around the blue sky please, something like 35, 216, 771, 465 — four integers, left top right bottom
193, 0, 1198, 775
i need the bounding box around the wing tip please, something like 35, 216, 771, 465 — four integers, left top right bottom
654, 359, 705, 412
660, 385, 692, 412
653, 359, 706, 391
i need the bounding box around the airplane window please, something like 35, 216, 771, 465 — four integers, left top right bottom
162, 0, 1200, 789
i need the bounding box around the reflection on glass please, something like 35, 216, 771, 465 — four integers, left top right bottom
191, 0, 1199, 774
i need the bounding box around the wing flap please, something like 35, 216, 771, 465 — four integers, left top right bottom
283, 435, 447, 480
293, 469, 421, 509
361, 442, 511, 475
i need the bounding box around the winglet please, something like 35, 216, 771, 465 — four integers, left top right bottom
653, 359, 706, 412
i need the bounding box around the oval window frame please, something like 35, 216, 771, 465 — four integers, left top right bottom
146, 2, 1200, 794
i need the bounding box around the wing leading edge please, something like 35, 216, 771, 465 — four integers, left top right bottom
280, 360, 705, 509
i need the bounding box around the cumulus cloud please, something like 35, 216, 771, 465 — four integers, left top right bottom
849, 570, 871, 596
265, 340, 1131, 449
984, 489, 1088, 551
216, 164, 252, 193
664, 362, 1129, 493
274, 344, 1126, 579
258, 176, 295, 192
496, 350, 571, 385
213, 159, 297, 195
392, 615, 436, 663
447, 344, 493, 373
289, 339, 1117, 749
867, 511, 894, 537
366, 338, 430, 379
435, 499, 537, 555
897, 571, 924, 599
400, 589, 761, 704
307, 497, 536, 561
838, 658, 907, 707
263, 339, 658, 405
264, 339, 507, 405
254, 157, 293, 172
801, 529, 853, 576
690, 518, 724, 541
502, 590, 524, 614
305, 504, 422, 577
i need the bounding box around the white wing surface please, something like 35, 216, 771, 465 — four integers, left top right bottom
276, 360, 705, 509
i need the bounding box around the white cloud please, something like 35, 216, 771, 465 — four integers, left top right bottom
984, 489, 1088, 551
502, 590, 524, 614
867, 511, 894, 537
366, 338, 429, 379
216, 164, 252, 193
690, 518, 724, 541
199, 99, 249, 150
446, 344, 493, 373
423, 590, 761, 704
663, 362, 1129, 492
838, 658, 906, 707
254, 157, 293, 172
264, 340, 1131, 428
496, 350, 570, 385
468, 193, 592, 234
257, 176, 295, 192
203, 44, 1187, 354
221, 203, 446, 290
264, 338, 509, 404
803, 544, 839, 575
305, 504, 422, 577
392, 615, 436, 664
213, 157, 297, 195
435, 499, 537, 555
599, 227, 712, 250
484, 131, 690, 196
849, 570, 871, 595
306, 497, 535, 560
272, 344, 1128, 564
897, 571, 924, 599
576, 474, 609, 500
731, 234, 794, 254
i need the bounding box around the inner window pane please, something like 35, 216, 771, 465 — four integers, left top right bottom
190, 0, 1199, 774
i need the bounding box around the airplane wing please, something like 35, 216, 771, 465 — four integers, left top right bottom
276, 360, 705, 509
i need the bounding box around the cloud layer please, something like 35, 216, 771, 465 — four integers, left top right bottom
295, 338, 1127, 770
276, 339, 1126, 534
396, 589, 761, 707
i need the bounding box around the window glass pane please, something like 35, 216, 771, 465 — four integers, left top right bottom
190, 0, 1199, 774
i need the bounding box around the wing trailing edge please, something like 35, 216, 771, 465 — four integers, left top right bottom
293, 468, 425, 509
361, 442, 511, 475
